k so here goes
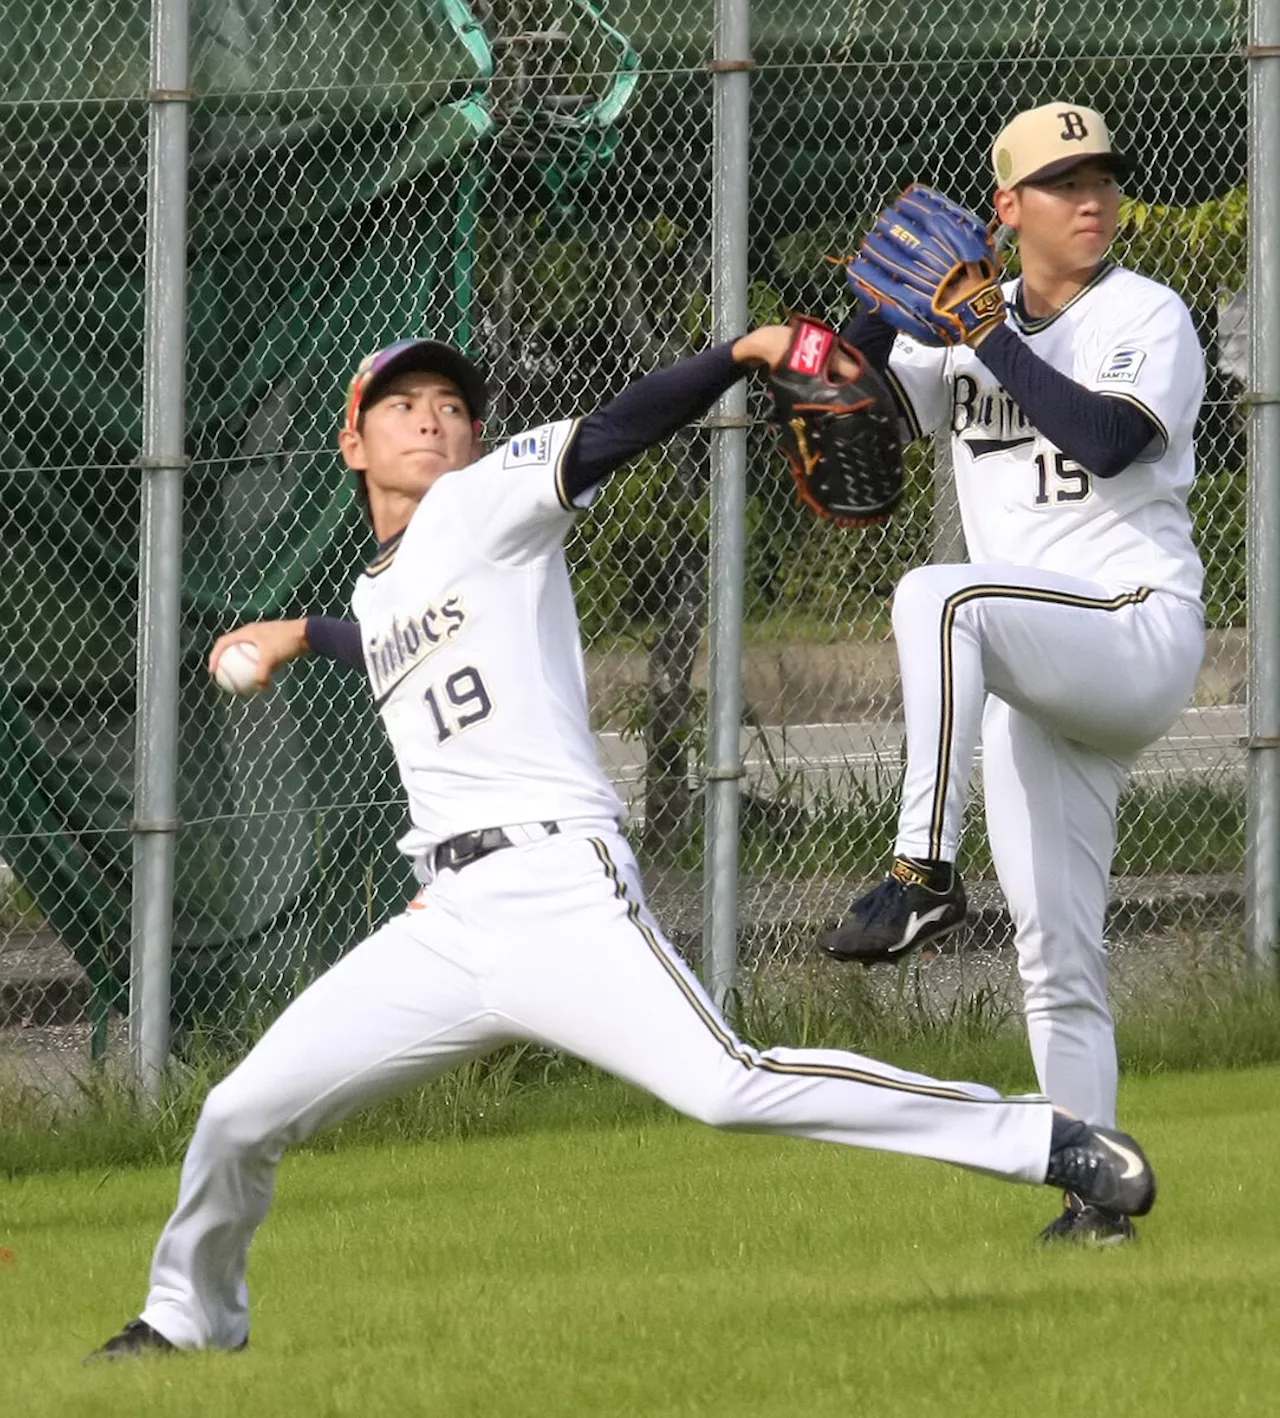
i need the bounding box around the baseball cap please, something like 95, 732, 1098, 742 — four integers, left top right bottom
991, 103, 1131, 190
343, 338, 489, 434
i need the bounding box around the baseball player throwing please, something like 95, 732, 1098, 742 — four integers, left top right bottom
821, 104, 1206, 1245
90, 324, 1157, 1359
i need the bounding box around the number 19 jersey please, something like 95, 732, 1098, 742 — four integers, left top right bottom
884, 264, 1206, 603
349, 419, 625, 865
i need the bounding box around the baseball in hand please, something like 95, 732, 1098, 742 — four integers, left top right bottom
213, 641, 265, 697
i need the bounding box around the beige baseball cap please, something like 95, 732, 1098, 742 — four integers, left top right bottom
991, 103, 1131, 190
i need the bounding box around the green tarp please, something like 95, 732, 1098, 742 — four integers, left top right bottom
0, 0, 630, 1035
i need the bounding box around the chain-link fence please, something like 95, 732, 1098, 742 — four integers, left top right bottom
0, 0, 1262, 1098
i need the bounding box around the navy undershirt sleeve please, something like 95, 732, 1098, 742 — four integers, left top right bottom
560, 341, 749, 502
965, 323, 1157, 478
838, 308, 897, 374
305, 616, 365, 670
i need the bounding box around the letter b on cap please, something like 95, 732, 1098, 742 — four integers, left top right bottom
1058, 110, 1090, 141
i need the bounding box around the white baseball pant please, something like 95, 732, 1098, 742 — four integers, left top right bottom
140, 825, 1055, 1349
889, 562, 1204, 1125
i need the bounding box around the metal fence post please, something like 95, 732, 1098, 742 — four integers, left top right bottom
701, 0, 752, 1006
130, 0, 191, 1098
1246, 0, 1280, 976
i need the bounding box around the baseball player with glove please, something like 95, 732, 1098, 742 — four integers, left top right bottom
819, 103, 1206, 1246
89, 322, 1154, 1359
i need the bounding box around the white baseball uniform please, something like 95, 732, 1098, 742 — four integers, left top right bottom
882, 264, 1206, 1125
138, 418, 1058, 1351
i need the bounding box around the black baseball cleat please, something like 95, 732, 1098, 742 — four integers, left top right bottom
1044, 1112, 1156, 1219
1038, 1191, 1137, 1246
820, 857, 967, 963
84, 1318, 249, 1363
84, 1318, 176, 1363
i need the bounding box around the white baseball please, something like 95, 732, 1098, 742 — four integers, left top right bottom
213, 641, 265, 697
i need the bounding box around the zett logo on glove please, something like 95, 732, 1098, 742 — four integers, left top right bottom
963, 287, 1006, 321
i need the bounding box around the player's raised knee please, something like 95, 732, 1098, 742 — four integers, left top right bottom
890, 564, 945, 629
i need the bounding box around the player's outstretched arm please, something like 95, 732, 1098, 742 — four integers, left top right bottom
207, 618, 313, 692
303, 617, 365, 670
730, 325, 796, 368
734, 324, 874, 376
561, 325, 799, 501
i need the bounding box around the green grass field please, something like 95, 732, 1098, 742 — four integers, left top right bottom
5, 1065, 1280, 1417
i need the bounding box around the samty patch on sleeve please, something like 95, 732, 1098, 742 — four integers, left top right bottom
502, 425, 554, 468
1095, 346, 1148, 385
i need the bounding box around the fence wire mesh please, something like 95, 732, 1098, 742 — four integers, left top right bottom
0, 0, 1253, 1097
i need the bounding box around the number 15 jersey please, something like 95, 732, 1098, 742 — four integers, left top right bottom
884, 264, 1206, 603
349, 419, 625, 865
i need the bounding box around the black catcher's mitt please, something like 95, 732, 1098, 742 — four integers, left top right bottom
767, 315, 903, 526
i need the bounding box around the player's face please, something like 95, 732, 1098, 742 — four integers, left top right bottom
998, 160, 1121, 277
340, 372, 482, 500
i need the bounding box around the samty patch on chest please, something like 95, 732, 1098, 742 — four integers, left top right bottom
363, 595, 468, 701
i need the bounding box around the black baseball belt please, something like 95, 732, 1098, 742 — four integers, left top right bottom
433, 821, 561, 873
